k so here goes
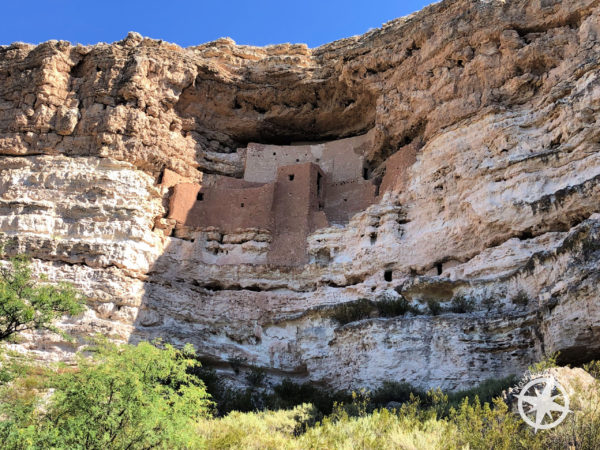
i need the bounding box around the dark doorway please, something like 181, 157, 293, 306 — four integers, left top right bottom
317, 172, 322, 195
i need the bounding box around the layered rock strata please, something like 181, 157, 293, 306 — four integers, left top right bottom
1, 0, 600, 390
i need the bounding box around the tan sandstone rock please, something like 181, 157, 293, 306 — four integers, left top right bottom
1, 0, 600, 391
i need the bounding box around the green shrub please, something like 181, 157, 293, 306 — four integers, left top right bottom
217, 387, 258, 415
299, 404, 456, 450
196, 381, 600, 450
0, 340, 213, 449
528, 352, 559, 374
376, 294, 420, 317
0, 254, 84, 341
450, 396, 541, 449
426, 298, 442, 315
583, 360, 600, 379
269, 378, 349, 417
542, 370, 600, 449
196, 404, 318, 449
7, 352, 600, 449
369, 376, 516, 416
196, 385, 551, 449
446, 376, 517, 409
200, 371, 521, 422
449, 295, 475, 313
370, 381, 425, 408
195, 375, 349, 418
331, 295, 420, 325
330, 298, 376, 325
189, 364, 265, 416
246, 367, 266, 388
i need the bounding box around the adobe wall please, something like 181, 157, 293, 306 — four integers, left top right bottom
243, 129, 375, 184
267, 162, 324, 265
168, 183, 201, 224
324, 180, 377, 224
206, 175, 265, 190
379, 143, 418, 194
311, 210, 329, 231
185, 184, 275, 233
161, 168, 191, 189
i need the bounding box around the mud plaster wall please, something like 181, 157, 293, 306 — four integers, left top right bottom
243, 130, 375, 184
186, 184, 276, 232
167, 183, 201, 224
161, 168, 193, 189
205, 175, 264, 190
380, 143, 418, 194
324, 180, 377, 224
268, 163, 323, 265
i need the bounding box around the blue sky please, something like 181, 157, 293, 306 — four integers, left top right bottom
1, 1, 435, 48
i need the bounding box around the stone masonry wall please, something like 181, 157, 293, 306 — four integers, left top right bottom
243, 130, 375, 183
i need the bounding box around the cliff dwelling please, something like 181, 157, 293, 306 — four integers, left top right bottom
6, 0, 600, 413
165, 130, 409, 265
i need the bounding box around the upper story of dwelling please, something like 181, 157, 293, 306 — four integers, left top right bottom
242, 130, 375, 184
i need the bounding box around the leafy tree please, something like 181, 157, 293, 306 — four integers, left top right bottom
0, 340, 214, 449
0, 255, 84, 340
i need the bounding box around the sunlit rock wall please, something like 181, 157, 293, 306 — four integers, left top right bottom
1, 0, 600, 390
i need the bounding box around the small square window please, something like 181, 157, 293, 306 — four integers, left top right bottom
241, 203, 245, 207
197, 192, 204, 201
289, 174, 294, 181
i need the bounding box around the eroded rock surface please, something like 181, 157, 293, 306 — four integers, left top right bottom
1, 0, 600, 390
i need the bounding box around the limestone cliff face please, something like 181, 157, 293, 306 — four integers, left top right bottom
1, 0, 600, 390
